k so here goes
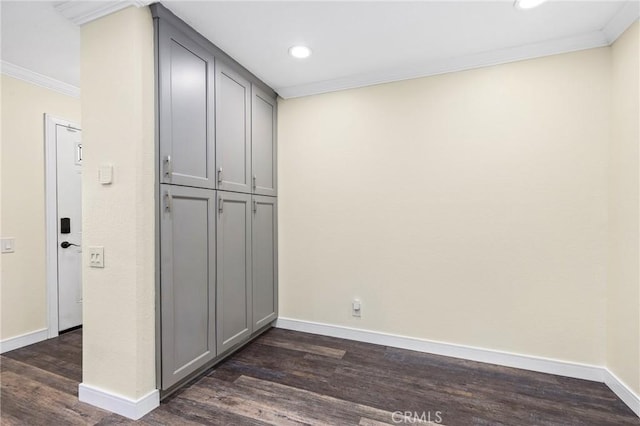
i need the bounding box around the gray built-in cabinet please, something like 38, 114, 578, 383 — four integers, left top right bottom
216, 192, 252, 353
252, 196, 278, 328
252, 88, 277, 197
152, 4, 278, 393
160, 185, 216, 386
216, 63, 252, 193
158, 23, 215, 189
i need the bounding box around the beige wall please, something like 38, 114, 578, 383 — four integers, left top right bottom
278, 47, 611, 365
608, 21, 640, 395
0, 75, 80, 340
81, 6, 155, 399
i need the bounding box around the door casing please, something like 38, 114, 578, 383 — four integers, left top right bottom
45, 114, 82, 338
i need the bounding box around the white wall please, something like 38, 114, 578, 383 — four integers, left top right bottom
608, 21, 640, 395
0, 75, 80, 341
278, 47, 611, 366
80, 6, 155, 401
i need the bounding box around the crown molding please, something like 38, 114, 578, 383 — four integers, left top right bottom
276, 30, 609, 99
602, 1, 640, 43
276, 1, 640, 100
54, 0, 153, 26
1, 61, 80, 98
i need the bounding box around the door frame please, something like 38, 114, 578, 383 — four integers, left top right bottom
44, 114, 81, 338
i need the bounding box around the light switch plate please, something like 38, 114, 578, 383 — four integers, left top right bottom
98, 165, 113, 185
1, 238, 15, 253
89, 246, 104, 268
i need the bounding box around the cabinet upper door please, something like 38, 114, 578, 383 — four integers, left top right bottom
251, 87, 277, 196
252, 196, 278, 330
160, 184, 216, 390
217, 191, 252, 353
159, 23, 215, 188
215, 63, 251, 193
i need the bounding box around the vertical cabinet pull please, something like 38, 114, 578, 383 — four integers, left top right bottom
252, 199, 257, 213
164, 191, 172, 212
217, 167, 223, 184
218, 197, 223, 214
252, 175, 257, 189
164, 155, 173, 177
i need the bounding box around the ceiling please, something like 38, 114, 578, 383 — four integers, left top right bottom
1, 1, 80, 88
1, 1, 638, 99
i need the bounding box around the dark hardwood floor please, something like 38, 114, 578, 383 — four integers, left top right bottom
1, 327, 637, 425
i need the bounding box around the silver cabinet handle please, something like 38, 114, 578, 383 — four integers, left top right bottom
217, 167, 223, 184
218, 196, 223, 213
252, 199, 257, 213
252, 175, 257, 189
164, 155, 173, 177
164, 191, 172, 212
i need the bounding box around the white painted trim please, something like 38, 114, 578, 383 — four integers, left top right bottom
1, 61, 80, 99
54, 0, 153, 26
276, 30, 609, 99
276, 5, 640, 100
604, 370, 640, 417
276, 318, 640, 417
0, 328, 48, 354
275, 318, 604, 381
45, 114, 82, 339
78, 384, 159, 420
602, 2, 640, 44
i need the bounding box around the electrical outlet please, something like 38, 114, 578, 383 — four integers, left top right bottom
89, 246, 104, 268
352, 299, 362, 318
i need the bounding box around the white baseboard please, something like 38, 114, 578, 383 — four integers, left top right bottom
275, 318, 639, 418
0, 328, 49, 354
78, 383, 159, 420
604, 370, 640, 417
276, 318, 603, 381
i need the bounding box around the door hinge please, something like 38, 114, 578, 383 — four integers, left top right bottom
164, 155, 173, 178
164, 191, 172, 212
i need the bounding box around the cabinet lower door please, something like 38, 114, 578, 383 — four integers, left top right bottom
160, 185, 216, 389
217, 191, 252, 353
252, 196, 278, 330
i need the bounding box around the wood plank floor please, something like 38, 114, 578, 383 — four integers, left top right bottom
1, 328, 637, 425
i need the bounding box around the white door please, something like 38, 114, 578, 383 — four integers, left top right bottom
56, 124, 82, 331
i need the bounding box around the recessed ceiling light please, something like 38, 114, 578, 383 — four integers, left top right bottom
289, 45, 312, 59
514, 0, 548, 9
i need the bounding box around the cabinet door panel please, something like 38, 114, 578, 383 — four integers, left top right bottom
217, 191, 252, 353
216, 64, 251, 193
160, 185, 216, 389
159, 23, 215, 188
252, 196, 278, 330
252, 87, 277, 196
